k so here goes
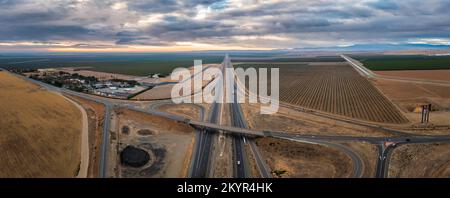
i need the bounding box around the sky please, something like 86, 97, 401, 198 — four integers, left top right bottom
1, 0, 450, 52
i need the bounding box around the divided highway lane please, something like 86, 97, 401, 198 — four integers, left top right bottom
193, 101, 219, 178
225, 55, 250, 178
229, 100, 249, 178
226, 55, 272, 178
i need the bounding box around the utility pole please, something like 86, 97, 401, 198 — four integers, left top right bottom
421, 104, 431, 124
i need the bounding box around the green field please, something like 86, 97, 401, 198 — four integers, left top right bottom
0, 54, 223, 76
352, 55, 450, 70
1, 53, 340, 76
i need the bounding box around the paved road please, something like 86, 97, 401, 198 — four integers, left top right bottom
99, 104, 112, 178
342, 54, 450, 87
193, 100, 219, 178
224, 54, 249, 178
225, 55, 272, 178
187, 59, 225, 178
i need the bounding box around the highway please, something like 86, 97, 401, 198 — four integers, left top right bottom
188, 58, 226, 178
224, 54, 249, 178
225, 55, 272, 178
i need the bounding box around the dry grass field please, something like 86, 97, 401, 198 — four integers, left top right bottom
372, 78, 450, 129
0, 71, 82, 177
256, 137, 353, 178
389, 143, 450, 178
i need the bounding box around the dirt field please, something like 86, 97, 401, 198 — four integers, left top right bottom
375, 70, 450, 82
389, 142, 450, 178
132, 84, 174, 100
256, 137, 353, 178
113, 109, 195, 178
0, 71, 82, 177
65, 95, 105, 178
154, 103, 201, 121
132, 64, 219, 100
59, 68, 142, 81
372, 78, 450, 133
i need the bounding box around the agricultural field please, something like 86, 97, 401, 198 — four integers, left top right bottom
0, 53, 223, 76
0, 71, 82, 177
352, 55, 450, 70
238, 62, 409, 124
234, 56, 344, 63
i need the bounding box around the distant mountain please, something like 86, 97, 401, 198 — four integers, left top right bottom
291, 43, 450, 52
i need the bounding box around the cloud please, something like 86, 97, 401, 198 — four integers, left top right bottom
0, 0, 449, 51
368, 0, 399, 11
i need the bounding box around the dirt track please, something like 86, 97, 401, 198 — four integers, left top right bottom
63, 95, 89, 178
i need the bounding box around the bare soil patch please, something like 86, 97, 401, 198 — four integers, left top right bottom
114, 109, 195, 178
372, 79, 450, 134
256, 137, 353, 178
132, 84, 173, 100
155, 103, 201, 121
375, 70, 450, 82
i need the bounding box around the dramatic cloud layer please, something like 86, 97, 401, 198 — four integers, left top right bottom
1, 0, 450, 52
